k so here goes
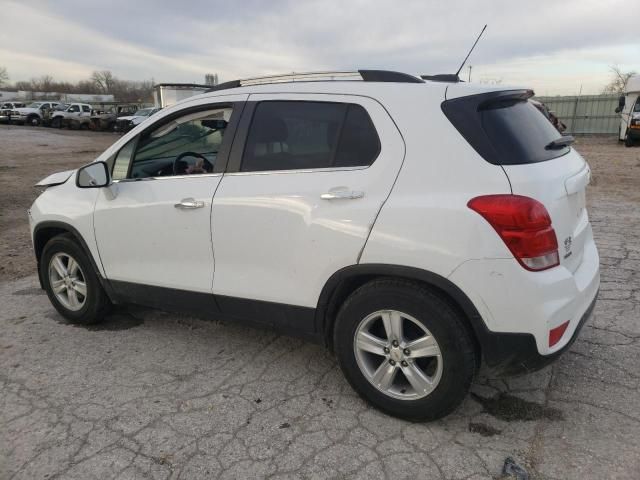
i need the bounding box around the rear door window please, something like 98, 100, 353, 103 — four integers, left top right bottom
241, 101, 380, 172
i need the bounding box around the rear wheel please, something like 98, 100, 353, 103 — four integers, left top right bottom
41, 234, 110, 324
51, 116, 62, 128
333, 279, 476, 421
625, 130, 635, 147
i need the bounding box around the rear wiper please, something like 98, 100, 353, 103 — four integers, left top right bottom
545, 135, 574, 150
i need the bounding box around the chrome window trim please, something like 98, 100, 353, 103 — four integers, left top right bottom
112, 173, 223, 183
224, 165, 369, 176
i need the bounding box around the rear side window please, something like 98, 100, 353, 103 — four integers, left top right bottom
442, 91, 569, 165
241, 101, 380, 172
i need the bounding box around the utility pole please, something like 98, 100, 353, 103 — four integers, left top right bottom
468, 65, 472, 82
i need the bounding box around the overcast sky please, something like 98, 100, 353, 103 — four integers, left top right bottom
1, 0, 638, 95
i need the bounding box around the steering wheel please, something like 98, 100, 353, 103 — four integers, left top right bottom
173, 151, 213, 175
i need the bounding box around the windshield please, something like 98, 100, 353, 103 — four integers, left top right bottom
136, 108, 154, 116
634, 100, 640, 112
27, 103, 44, 109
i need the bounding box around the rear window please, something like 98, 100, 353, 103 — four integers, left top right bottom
442, 90, 570, 165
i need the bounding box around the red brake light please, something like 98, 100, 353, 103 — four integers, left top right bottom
468, 194, 560, 271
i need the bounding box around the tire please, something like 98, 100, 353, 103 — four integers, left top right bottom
41, 234, 111, 325
625, 131, 635, 147
51, 117, 61, 129
333, 279, 476, 421
27, 115, 40, 126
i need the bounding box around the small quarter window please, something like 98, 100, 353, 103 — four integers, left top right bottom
335, 104, 381, 167
111, 138, 136, 180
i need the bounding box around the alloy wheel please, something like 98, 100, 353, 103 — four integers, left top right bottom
353, 310, 443, 400
48, 252, 87, 311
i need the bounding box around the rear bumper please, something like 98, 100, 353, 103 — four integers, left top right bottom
476, 291, 597, 375
449, 225, 600, 374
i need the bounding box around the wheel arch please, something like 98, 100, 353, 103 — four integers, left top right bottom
33, 221, 115, 300
316, 264, 485, 361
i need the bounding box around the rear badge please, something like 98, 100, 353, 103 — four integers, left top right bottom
564, 236, 573, 259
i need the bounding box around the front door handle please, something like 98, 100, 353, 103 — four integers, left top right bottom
174, 198, 205, 209
321, 189, 365, 200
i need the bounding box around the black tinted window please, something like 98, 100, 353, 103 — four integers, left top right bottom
443, 92, 569, 165
335, 105, 380, 167
242, 101, 379, 172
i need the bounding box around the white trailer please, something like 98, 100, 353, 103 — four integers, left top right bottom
153, 83, 210, 108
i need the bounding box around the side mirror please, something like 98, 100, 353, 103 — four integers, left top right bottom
76, 161, 111, 188
618, 95, 626, 108
615, 106, 622, 113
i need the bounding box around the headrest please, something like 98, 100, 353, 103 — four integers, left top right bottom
252, 116, 288, 143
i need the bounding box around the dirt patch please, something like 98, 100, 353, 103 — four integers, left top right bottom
46, 308, 144, 331
468, 422, 502, 437
0, 125, 116, 282
471, 392, 564, 422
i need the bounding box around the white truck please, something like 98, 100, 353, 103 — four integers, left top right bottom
11, 101, 61, 126
615, 75, 640, 146
50, 103, 93, 129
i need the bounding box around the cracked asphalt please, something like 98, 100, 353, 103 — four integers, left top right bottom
1, 134, 639, 479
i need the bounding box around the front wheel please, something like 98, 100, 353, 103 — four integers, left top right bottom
41, 234, 111, 324
27, 115, 40, 126
334, 279, 476, 421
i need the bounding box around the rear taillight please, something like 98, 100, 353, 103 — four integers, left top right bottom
468, 194, 560, 271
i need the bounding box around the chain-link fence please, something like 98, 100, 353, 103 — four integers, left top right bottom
536, 94, 620, 135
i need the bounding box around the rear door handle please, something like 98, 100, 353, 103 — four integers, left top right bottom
174, 198, 205, 209
321, 189, 365, 200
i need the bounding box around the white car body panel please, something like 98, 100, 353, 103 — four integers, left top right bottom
93, 176, 221, 293
211, 93, 405, 307
29, 177, 105, 276
360, 87, 513, 278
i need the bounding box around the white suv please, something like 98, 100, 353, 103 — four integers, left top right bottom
29, 70, 600, 420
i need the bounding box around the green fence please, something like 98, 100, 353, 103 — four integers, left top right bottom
535, 94, 620, 135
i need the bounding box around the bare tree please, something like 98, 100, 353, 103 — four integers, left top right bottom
0, 66, 8, 87
91, 70, 117, 93
603, 65, 637, 94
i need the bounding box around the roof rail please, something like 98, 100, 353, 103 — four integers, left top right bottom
205, 69, 424, 92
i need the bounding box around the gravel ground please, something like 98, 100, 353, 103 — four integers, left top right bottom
1, 127, 639, 479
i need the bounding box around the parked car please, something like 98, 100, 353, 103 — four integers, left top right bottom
10, 101, 60, 126
531, 99, 566, 133
89, 104, 140, 131
29, 70, 599, 421
114, 107, 161, 133
0, 102, 27, 123
615, 74, 640, 147
50, 103, 93, 129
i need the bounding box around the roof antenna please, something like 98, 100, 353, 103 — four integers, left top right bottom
421, 24, 487, 83
455, 24, 487, 79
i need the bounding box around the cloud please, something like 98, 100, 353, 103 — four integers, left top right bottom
1, 0, 638, 94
